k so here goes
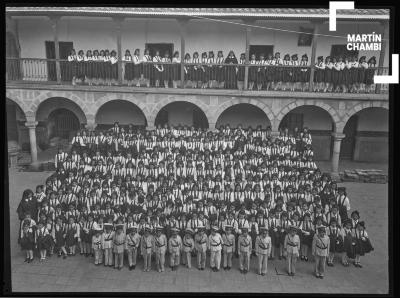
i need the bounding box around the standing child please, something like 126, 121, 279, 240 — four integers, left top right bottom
365, 56, 376, 93
35, 220, 51, 261
168, 227, 182, 271
194, 224, 208, 270
65, 216, 79, 256
113, 223, 125, 270
141, 226, 154, 272
284, 225, 300, 276
312, 225, 330, 279
238, 224, 252, 274
20, 219, 35, 263
248, 54, 257, 90
327, 218, 344, 266
353, 221, 374, 268
171, 51, 181, 88
92, 226, 103, 265
162, 52, 171, 88
54, 217, 67, 259
125, 225, 141, 270
299, 54, 309, 91
300, 212, 314, 261
182, 228, 195, 269
208, 225, 223, 272
255, 226, 272, 276
154, 225, 167, 272
103, 223, 114, 267
314, 56, 325, 92
222, 225, 235, 270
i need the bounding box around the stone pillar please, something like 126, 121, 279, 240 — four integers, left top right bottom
331, 132, 345, 177
271, 130, 280, 140
25, 121, 38, 164
208, 122, 217, 132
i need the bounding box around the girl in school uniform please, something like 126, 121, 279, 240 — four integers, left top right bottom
332, 57, 341, 92
132, 49, 142, 87
349, 55, 359, 93
191, 52, 202, 89
282, 54, 291, 91
65, 216, 79, 256
365, 56, 377, 93
103, 50, 112, 86
236, 53, 246, 90
326, 218, 344, 266
103, 223, 114, 267
342, 56, 351, 93
110, 50, 118, 86
76, 50, 85, 85
207, 51, 216, 88
314, 56, 325, 92
67, 49, 77, 85
224, 50, 238, 89
35, 220, 51, 261
183, 53, 192, 88
299, 54, 309, 91
337, 56, 346, 93
171, 51, 181, 88
54, 216, 68, 259
20, 219, 35, 263
200, 52, 208, 89
92, 227, 103, 265
273, 52, 283, 91
256, 54, 266, 91
84, 50, 93, 86
91, 50, 100, 85
323, 56, 333, 92
142, 49, 152, 87
353, 221, 373, 268
98, 50, 106, 85
216, 51, 225, 89
162, 51, 171, 88
153, 50, 164, 88
290, 54, 300, 91
122, 49, 133, 86
300, 212, 313, 261
358, 56, 368, 93
248, 54, 257, 91
341, 219, 355, 266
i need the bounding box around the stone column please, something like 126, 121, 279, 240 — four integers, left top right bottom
25, 121, 38, 164
85, 114, 96, 131
208, 122, 217, 132
270, 130, 280, 140
331, 132, 345, 177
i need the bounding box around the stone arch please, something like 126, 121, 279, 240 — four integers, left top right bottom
93, 94, 150, 125
5, 90, 32, 118
150, 96, 213, 127
211, 99, 274, 129
32, 91, 90, 116
275, 100, 340, 132
35, 97, 87, 124
340, 101, 389, 133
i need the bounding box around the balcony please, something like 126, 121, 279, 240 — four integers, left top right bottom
6, 58, 389, 98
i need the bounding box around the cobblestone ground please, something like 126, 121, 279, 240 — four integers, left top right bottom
7, 169, 389, 293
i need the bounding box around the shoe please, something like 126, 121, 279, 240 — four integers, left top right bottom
198, 267, 201, 271
353, 262, 358, 267
261, 273, 265, 276
316, 275, 320, 278
27, 258, 32, 263
305, 257, 308, 262
244, 270, 248, 274
129, 266, 133, 271
24, 258, 29, 262
228, 267, 231, 270
320, 275, 324, 279
216, 269, 220, 272
278, 256, 282, 260
291, 273, 295, 276
300, 256, 304, 261
57, 254, 61, 258
358, 264, 363, 268
133, 265, 136, 270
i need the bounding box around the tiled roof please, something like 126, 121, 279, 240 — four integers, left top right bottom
6, 7, 390, 19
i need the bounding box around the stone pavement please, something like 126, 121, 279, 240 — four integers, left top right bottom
7, 169, 389, 293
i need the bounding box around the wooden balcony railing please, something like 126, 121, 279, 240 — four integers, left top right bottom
6, 57, 389, 94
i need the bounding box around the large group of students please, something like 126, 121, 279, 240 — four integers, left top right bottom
17, 122, 374, 278
65, 48, 378, 93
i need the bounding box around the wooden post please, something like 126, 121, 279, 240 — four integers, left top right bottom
308, 21, 321, 92
376, 20, 389, 93
178, 18, 189, 88
244, 26, 251, 90
114, 17, 124, 85
50, 16, 61, 84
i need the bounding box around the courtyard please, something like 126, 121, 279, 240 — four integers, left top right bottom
7, 168, 389, 293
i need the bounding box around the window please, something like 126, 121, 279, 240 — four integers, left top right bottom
145, 43, 174, 58
249, 45, 274, 59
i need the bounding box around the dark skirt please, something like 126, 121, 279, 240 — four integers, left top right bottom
154, 67, 163, 81
365, 68, 375, 85
275, 66, 284, 82
37, 235, 53, 251
110, 63, 118, 80
20, 235, 35, 250
77, 61, 85, 80
358, 68, 366, 84
55, 230, 65, 249
142, 63, 152, 80
350, 68, 358, 84
200, 66, 208, 83
343, 234, 355, 259
86, 61, 93, 79
354, 236, 373, 256
338, 205, 348, 223
329, 234, 344, 253
265, 66, 274, 82
125, 63, 134, 81
301, 231, 314, 247
133, 64, 142, 80
300, 68, 310, 82
172, 64, 181, 81
249, 65, 257, 82
216, 66, 225, 82
324, 68, 332, 83
278, 230, 287, 246
186, 66, 194, 81
104, 61, 111, 80
256, 68, 265, 84
332, 69, 340, 86
65, 229, 77, 247
269, 228, 280, 248
292, 67, 300, 82
162, 64, 171, 82
224, 65, 237, 88
314, 69, 324, 83
341, 68, 350, 85
209, 65, 217, 81
282, 67, 291, 83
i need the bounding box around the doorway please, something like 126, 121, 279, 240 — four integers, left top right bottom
145, 43, 174, 58
340, 115, 358, 160
330, 45, 359, 59
249, 45, 274, 59
45, 41, 74, 81
48, 109, 80, 139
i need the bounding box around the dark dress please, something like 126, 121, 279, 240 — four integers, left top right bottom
365, 64, 376, 85
172, 59, 181, 81
200, 60, 208, 83
314, 63, 325, 83
350, 63, 359, 84
299, 64, 310, 83
248, 61, 257, 83
20, 229, 35, 250
328, 227, 344, 253
300, 221, 314, 247
337, 195, 349, 222
76, 57, 85, 81
65, 224, 78, 247
54, 225, 66, 251
133, 56, 142, 80
292, 63, 300, 82
265, 62, 274, 83
274, 60, 284, 82
208, 59, 217, 81
17, 198, 38, 222
358, 64, 367, 84
343, 229, 355, 259
324, 64, 332, 84
142, 56, 152, 80
162, 59, 171, 84
224, 56, 238, 89
36, 228, 52, 251
110, 59, 118, 80
216, 58, 225, 83
354, 230, 373, 256
256, 63, 266, 86
282, 62, 292, 83
332, 65, 340, 86
124, 56, 134, 81
103, 58, 111, 80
